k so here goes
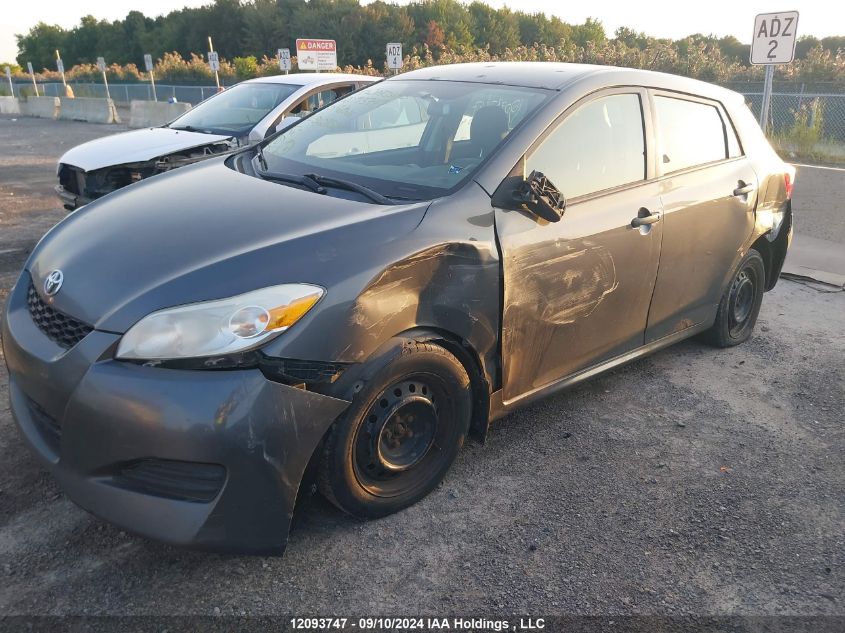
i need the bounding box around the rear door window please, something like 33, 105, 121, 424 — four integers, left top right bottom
527, 93, 646, 199
287, 85, 356, 119
654, 96, 729, 172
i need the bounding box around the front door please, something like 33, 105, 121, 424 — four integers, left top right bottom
645, 92, 758, 342
495, 89, 663, 403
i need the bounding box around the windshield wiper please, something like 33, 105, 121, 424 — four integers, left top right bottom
252, 155, 326, 194
250, 155, 395, 205
170, 124, 207, 133
304, 173, 391, 205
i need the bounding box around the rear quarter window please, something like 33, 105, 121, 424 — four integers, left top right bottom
655, 96, 729, 172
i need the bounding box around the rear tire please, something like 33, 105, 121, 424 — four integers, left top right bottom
700, 249, 765, 348
318, 340, 472, 518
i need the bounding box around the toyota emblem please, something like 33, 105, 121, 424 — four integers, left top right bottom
43, 270, 64, 296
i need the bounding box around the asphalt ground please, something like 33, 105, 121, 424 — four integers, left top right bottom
0, 115, 842, 629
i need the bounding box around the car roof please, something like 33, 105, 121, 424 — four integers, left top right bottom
243, 72, 380, 87
394, 62, 743, 103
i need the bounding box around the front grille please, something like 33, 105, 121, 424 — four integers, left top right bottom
28, 398, 61, 455
27, 282, 93, 349
110, 459, 227, 503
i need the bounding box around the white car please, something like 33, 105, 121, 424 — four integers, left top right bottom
55, 73, 379, 210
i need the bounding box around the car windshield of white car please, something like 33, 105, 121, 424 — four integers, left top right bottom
170, 82, 302, 135
262, 80, 550, 200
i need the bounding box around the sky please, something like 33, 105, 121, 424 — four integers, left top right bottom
2, 0, 843, 63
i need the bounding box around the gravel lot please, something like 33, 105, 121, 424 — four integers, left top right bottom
0, 115, 842, 624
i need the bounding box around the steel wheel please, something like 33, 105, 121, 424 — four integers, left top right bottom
353, 376, 452, 498
700, 249, 766, 348
728, 268, 757, 337
318, 340, 472, 518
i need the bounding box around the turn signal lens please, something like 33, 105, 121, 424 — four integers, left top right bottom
267, 292, 322, 330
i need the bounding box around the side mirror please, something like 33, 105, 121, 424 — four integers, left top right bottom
513, 170, 566, 223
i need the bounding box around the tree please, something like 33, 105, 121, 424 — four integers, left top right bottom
425, 20, 445, 52
615, 27, 649, 49
469, 2, 519, 54
241, 0, 287, 58
16, 22, 68, 70
571, 18, 605, 47
717, 35, 748, 63
821, 36, 845, 54
11, 0, 844, 77
796, 35, 820, 60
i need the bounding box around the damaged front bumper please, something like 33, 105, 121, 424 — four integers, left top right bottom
55, 184, 92, 211
2, 274, 349, 554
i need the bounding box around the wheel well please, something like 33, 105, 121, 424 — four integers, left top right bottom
395, 327, 491, 443
298, 327, 490, 509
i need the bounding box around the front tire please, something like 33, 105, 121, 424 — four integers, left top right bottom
318, 340, 472, 518
701, 249, 766, 348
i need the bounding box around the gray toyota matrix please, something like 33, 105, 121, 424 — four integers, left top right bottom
2, 63, 793, 554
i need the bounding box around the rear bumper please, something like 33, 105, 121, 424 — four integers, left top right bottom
55, 184, 91, 212
766, 200, 793, 290
2, 273, 349, 554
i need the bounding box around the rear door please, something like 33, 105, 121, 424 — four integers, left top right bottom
645, 92, 758, 342
496, 88, 664, 403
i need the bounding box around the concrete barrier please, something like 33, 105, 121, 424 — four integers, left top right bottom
59, 97, 120, 124
0, 96, 21, 114
20, 96, 60, 119
129, 100, 192, 128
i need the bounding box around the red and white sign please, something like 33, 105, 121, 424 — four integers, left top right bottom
296, 39, 337, 71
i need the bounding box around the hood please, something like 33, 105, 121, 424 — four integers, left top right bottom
58, 127, 234, 172
28, 158, 428, 333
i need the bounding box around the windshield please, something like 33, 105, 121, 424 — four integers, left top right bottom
262, 80, 550, 200
170, 82, 301, 135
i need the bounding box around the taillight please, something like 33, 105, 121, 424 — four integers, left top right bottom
784, 172, 794, 199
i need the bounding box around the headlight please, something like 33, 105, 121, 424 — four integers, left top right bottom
116, 284, 324, 360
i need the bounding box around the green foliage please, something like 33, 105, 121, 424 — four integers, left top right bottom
777, 99, 824, 154
772, 99, 845, 165
233, 55, 259, 79
8, 1, 845, 84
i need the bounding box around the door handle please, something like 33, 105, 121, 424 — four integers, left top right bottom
631, 211, 661, 227
733, 182, 755, 197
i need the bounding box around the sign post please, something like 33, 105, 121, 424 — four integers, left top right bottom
55, 50, 67, 90
750, 11, 799, 132
5, 65, 13, 97
26, 62, 39, 96
278, 48, 291, 75
208, 36, 221, 90
386, 42, 403, 75
295, 39, 337, 72
96, 57, 111, 100
144, 54, 157, 101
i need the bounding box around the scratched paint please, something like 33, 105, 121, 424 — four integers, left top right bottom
501, 240, 621, 400
339, 243, 500, 377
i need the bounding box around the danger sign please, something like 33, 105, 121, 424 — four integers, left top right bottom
751, 11, 799, 65
296, 39, 337, 71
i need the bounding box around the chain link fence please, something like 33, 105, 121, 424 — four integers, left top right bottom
726, 82, 845, 163
5, 78, 845, 163
7, 81, 218, 105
